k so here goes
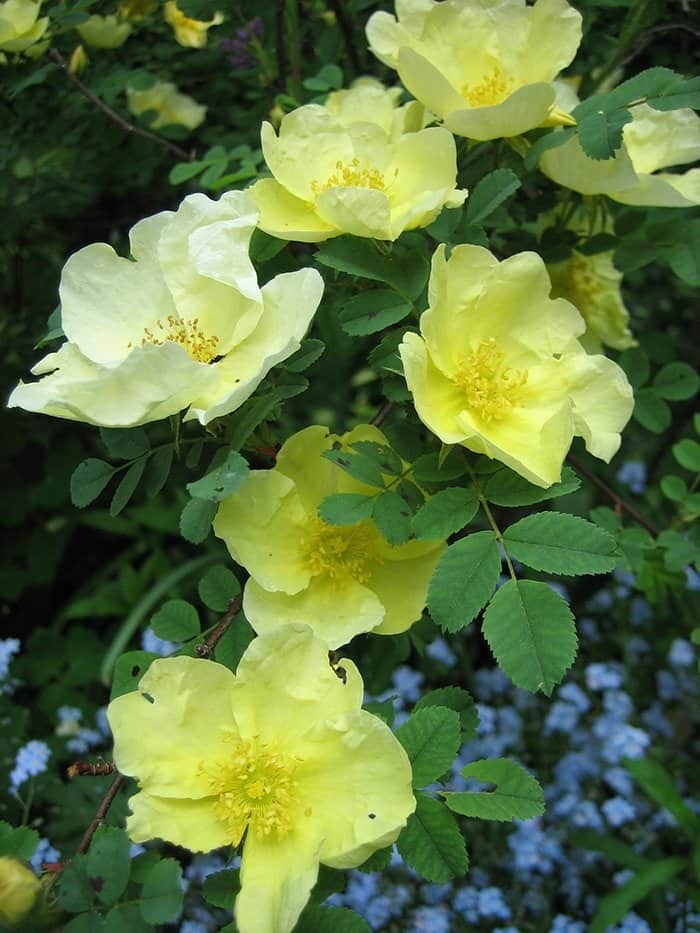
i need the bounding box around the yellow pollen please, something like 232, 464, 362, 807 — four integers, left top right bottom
311, 158, 392, 195
204, 738, 300, 842
453, 337, 527, 423
461, 68, 513, 108
301, 515, 380, 585
137, 315, 219, 363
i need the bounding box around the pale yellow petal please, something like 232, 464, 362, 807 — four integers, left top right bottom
369, 542, 446, 635
250, 178, 338, 243
564, 350, 634, 462
315, 187, 392, 240
609, 169, 700, 208
127, 792, 231, 852
396, 46, 467, 120
519, 0, 582, 81
623, 105, 700, 174
400, 332, 470, 444
444, 84, 555, 141
539, 133, 639, 196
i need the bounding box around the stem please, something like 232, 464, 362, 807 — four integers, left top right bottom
76, 774, 126, 855
327, 0, 362, 75
567, 455, 659, 538
466, 462, 517, 581
100, 554, 216, 685
370, 401, 394, 427
50, 49, 191, 162
194, 593, 244, 658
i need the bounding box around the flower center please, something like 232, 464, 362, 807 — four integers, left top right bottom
204, 738, 301, 843
461, 68, 513, 108
311, 158, 390, 195
453, 338, 527, 423
138, 315, 219, 363
301, 516, 380, 584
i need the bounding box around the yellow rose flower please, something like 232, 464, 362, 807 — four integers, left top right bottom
365, 0, 582, 141
324, 76, 428, 139
0, 857, 40, 927
107, 626, 415, 933
540, 104, 700, 207
0, 0, 48, 54
77, 13, 131, 48
163, 0, 222, 48
9, 191, 323, 427
400, 244, 634, 487
213, 424, 446, 648
249, 103, 466, 242
127, 80, 206, 130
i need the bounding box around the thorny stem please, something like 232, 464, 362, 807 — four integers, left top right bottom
466, 461, 518, 581
195, 593, 244, 658
49, 48, 191, 161
75, 774, 126, 856
568, 454, 659, 537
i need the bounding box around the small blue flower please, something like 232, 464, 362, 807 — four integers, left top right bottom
388, 883, 412, 915
345, 871, 380, 911
613, 869, 635, 887
602, 796, 637, 827
641, 703, 672, 737
392, 666, 424, 703
571, 801, 604, 830
656, 669, 680, 701
585, 662, 624, 691
453, 886, 479, 923
476, 703, 496, 736
180, 923, 210, 933
629, 598, 652, 625
29, 837, 60, 872
558, 682, 591, 713
365, 895, 394, 930
551, 915, 586, 933
408, 905, 452, 933
616, 460, 646, 494
603, 690, 634, 721
601, 724, 650, 764
668, 638, 695, 668
544, 701, 580, 735
420, 883, 452, 905
141, 627, 179, 656
614, 911, 652, 933
185, 853, 226, 883
604, 767, 634, 797
9, 740, 51, 790
478, 886, 511, 920
426, 637, 457, 667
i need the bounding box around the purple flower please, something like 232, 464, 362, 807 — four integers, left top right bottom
221, 16, 263, 70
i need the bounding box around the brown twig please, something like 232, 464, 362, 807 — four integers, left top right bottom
370, 400, 394, 427
67, 759, 117, 779
568, 454, 659, 537
195, 593, 244, 658
49, 48, 191, 161
75, 773, 126, 856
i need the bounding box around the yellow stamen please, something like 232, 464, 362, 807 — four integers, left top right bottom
461, 68, 513, 108
453, 337, 527, 423
301, 515, 381, 585
138, 315, 219, 363
311, 158, 391, 195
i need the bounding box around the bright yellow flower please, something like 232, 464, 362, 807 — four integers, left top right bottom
9, 191, 323, 427
214, 424, 446, 648
127, 80, 206, 130
540, 104, 700, 207
77, 13, 131, 48
365, 0, 581, 141
400, 244, 634, 488
249, 103, 466, 242
0, 857, 40, 927
0, 0, 48, 54
163, 0, 222, 48
108, 626, 415, 933
324, 76, 428, 139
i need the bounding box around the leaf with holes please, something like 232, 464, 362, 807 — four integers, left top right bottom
443, 758, 544, 821
396, 707, 461, 787
110, 651, 158, 700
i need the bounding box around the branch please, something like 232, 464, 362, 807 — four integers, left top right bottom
370, 400, 394, 427
195, 592, 244, 658
568, 454, 659, 538
49, 48, 191, 161
75, 773, 126, 855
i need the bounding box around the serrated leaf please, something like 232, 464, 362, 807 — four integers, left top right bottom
503, 512, 618, 575
65, 913, 105, 933
104, 903, 152, 933
482, 580, 577, 694
465, 168, 521, 225
315, 237, 429, 300
356, 846, 392, 873
443, 758, 544, 821
318, 493, 375, 526
652, 361, 699, 400
110, 458, 146, 517
589, 858, 686, 933
647, 74, 700, 111
350, 441, 403, 476
110, 651, 158, 700
139, 858, 184, 924
673, 439, 700, 472
484, 466, 580, 506
198, 565, 241, 612
71, 459, 116, 508
412, 487, 478, 540
285, 338, 325, 372
373, 490, 412, 545
100, 427, 150, 460
296, 906, 371, 933
187, 451, 249, 502
633, 388, 671, 433
87, 826, 130, 905
150, 599, 200, 641
0, 823, 39, 859
396, 707, 461, 787
202, 868, 240, 909
427, 532, 500, 633
415, 687, 478, 740
397, 792, 468, 883
323, 448, 386, 488
576, 107, 633, 159
180, 498, 218, 544
58, 856, 94, 912
339, 289, 412, 336
412, 451, 465, 484
144, 447, 173, 498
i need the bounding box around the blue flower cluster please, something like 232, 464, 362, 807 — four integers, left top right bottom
9, 739, 51, 790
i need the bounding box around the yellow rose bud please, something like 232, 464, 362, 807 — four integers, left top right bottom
77, 13, 131, 49
0, 0, 49, 55
68, 43, 88, 74
0, 857, 40, 927
126, 80, 206, 130
163, 0, 223, 48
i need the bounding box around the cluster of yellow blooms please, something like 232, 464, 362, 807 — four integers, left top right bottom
7, 0, 700, 930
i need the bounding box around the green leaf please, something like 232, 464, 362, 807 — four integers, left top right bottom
412, 450, 465, 484
652, 361, 699, 400
661, 475, 687, 501
648, 74, 700, 111
202, 868, 240, 909
634, 388, 671, 433
618, 346, 650, 388
503, 512, 618, 575
395, 707, 461, 787
397, 792, 469, 883
187, 451, 249, 502
65, 914, 105, 933
303, 63, 344, 91
482, 580, 577, 694
71, 459, 116, 508
296, 906, 371, 933
169, 160, 205, 184
412, 487, 478, 540
524, 126, 576, 171
0, 822, 39, 859
104, 904, 152, 933
198, 565, 241, 612
58, 856, 95, 912
318, 493, 375, 526
356, 846, 392, 873
180, 498, 219, 544
87, 825, 130, 905
100, 427, 150, 460
577, 108, 633, 159
110, 650, 158, 700
427, 532, 501, 633
315, 237, 429, 301
569, 830, 646, 872
373, 490, 412, 545
484, 465, 580, 506
214, 616, 255, 673
624, 757, 700, 836
339, 289, 412, 336
673, 439, 700, 472
110, 458, 146, 517
150, 599, 200, 642
465, 169, 521, 225
414, 687, 478, 740
589, 858, 686, 933
323, 447, 386, 488
139, 858, 184, 924
144, 447, 173, 498
285, 338, 325, 372
443, 758, 544, 821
